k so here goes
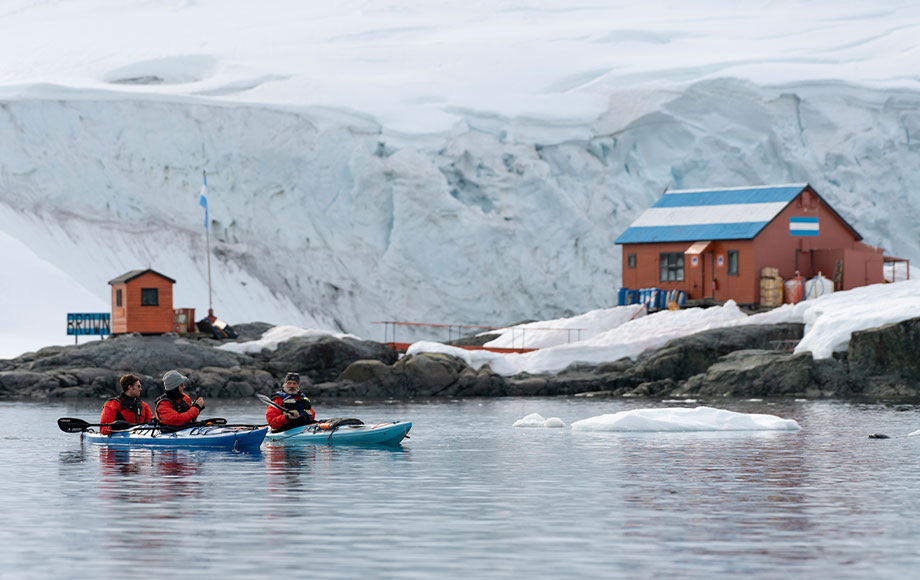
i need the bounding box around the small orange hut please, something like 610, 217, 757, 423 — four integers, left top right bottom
108, 269, 176, 334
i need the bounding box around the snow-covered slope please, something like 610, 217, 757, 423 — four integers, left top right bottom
1, 2, 919, 358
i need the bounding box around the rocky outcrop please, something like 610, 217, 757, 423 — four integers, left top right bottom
845, 317, 920, 397
675, 350, 849, 399
251, 335, 398, 384
318, 352, 505, 398
2, 317, 919, 400
0, 331, 395, 400
633, 323, 805, 381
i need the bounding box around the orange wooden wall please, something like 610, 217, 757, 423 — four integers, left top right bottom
111, 272, 174, 334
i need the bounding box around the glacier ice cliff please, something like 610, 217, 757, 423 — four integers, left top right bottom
0, 78, 918, 346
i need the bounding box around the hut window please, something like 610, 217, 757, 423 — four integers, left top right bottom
141, 288, 159, 306
727, 250, 739, 276
659, 252, 684, 282
116, 289, 122, 307
627, 253, 636, 269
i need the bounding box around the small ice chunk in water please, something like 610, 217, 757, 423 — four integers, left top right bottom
513, 413, 567, 428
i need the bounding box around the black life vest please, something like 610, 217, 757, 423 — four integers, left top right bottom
155, 392, 192, 419
272, 391, 312, 417
107, 395, 147, 423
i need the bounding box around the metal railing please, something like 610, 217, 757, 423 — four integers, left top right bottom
371, 321, 584, 351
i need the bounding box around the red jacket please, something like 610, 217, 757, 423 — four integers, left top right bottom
99, 396, 153, 435
266, 393, 316, 431
155, 393, 201, 427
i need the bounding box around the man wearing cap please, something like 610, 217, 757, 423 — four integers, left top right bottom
266, 372, 316, 432
155, 370, 206, 427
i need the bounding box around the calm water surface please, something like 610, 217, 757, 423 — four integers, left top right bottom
2, 397, 920, 579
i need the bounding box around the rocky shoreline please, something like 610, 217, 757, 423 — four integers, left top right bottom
1, 318, 919, 401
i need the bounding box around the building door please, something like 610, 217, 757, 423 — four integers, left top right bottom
704, 252, 715, 300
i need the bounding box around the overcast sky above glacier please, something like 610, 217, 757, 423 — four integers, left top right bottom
2, 0, 920, 359
2, 0, 919, 132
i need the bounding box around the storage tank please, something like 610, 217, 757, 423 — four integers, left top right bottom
804, 272, 834, 300
784, 271, 805, 304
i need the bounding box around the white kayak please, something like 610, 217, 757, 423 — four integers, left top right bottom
264, 420, 411, 446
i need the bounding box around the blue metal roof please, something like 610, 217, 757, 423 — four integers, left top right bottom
616, 223, 772, 244
615, 184, 810, 244
652, 185, 807, 207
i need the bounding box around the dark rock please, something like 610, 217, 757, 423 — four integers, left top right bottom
0, 370, 66, 399
259, 336, 397, 384
846, 317, 920, 397
327, 352, 475, 398
452, 366, 507, 397
593, 358, 635, 374
229, 322, 275, 342
635, 323, 805, 382
524, 364, 643, 396
630, 378, 680, 397
450, 332, 502, 347
337, 359, 390, 384
23, 334, 252, 377
675, 349, 848, 398
190, 367, 276, 398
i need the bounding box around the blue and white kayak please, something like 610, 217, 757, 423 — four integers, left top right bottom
83, 425, 268, 451
265, 421, 411, 446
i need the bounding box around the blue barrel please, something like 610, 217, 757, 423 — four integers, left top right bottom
618, 287, 630, 306
639, 288, 650, 305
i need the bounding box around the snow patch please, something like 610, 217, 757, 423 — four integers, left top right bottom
102, 55, 219, 85
218, 325, 356, 354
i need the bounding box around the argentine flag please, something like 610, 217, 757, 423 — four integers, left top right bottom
199, 172, 209, 230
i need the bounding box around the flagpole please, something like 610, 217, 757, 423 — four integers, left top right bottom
201, 170, 213, 319
206, 217, 213, 317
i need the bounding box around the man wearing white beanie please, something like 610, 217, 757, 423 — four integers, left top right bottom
155, 370, 205, 427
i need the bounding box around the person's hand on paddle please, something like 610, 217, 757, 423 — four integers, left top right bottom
192, 396, 205, 411
284, 409, 300, 419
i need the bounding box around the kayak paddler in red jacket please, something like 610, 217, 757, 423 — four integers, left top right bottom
266, 372, 316, 432
99, 374, 153, 435
155, 370, 205, 428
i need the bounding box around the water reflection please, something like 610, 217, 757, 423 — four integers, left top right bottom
263, 443, 410, 489
58, 449, 88, 464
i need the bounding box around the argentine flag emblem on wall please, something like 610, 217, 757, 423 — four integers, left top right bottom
789, 216, 819, 236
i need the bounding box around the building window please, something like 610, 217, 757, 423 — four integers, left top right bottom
727, 250, 739, 276
141, 288, 159, 306
659, 252, 684, 282
116, 289, 122, 307
627, 253, 636, 269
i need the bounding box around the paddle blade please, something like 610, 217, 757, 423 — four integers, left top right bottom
58, 417, 91, 433
58, 418, 132, 433
256, 393, 285, 411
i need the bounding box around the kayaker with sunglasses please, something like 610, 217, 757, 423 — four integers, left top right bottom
99, 374, 153, 435
266, 372, 316, 432
155, 370, 206, 428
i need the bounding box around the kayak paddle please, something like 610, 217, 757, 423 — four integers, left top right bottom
57, 417, 133, 433
256, 393, 285, 411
